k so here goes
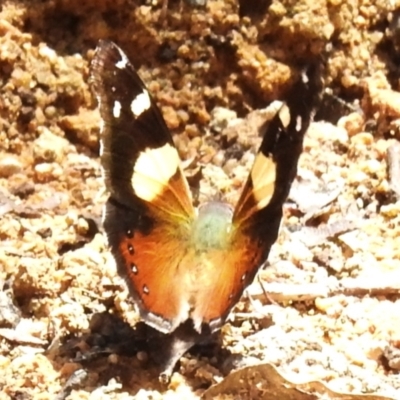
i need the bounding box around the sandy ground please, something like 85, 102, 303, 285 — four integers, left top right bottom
1, 0, 400, 399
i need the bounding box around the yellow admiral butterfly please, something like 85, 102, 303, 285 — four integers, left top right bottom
90, 40, 321, 338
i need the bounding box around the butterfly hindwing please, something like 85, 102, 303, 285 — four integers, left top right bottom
104, 198, 195, 333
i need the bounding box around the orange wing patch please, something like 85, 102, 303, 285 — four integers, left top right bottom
117, 219, 193, 333
188, 230, 266, 332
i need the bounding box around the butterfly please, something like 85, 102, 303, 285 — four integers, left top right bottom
90, 40, 322, 337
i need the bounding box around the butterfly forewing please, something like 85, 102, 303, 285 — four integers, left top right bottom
234, 64, 322, 231
90, 40, 194, 220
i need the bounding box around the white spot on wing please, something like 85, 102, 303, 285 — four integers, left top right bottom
131, 143, 180, 201
296, 115, 302, 131
115, 54, 128, 69
99, 135, 104, 156
131, 90, 151, 117
278, 104, 291, 128
116, 59, 127, 69
113, 101, 122, 118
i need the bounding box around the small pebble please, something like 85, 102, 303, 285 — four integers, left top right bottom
0, 156, 23, 177
338, 112, 364, 137
34, 163, 57, 182
210, 107, 238, 133
33, 127, 69, 163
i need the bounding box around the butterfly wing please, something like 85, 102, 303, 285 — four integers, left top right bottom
193, 64, 323, 332
234, 63, 323, 232
90, 40, 196, 333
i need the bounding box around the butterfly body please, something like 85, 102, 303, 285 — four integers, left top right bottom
190, 202, 233, 250
90, 40, 322, 341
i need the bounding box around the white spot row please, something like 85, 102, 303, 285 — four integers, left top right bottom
111, 90, 151, 120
